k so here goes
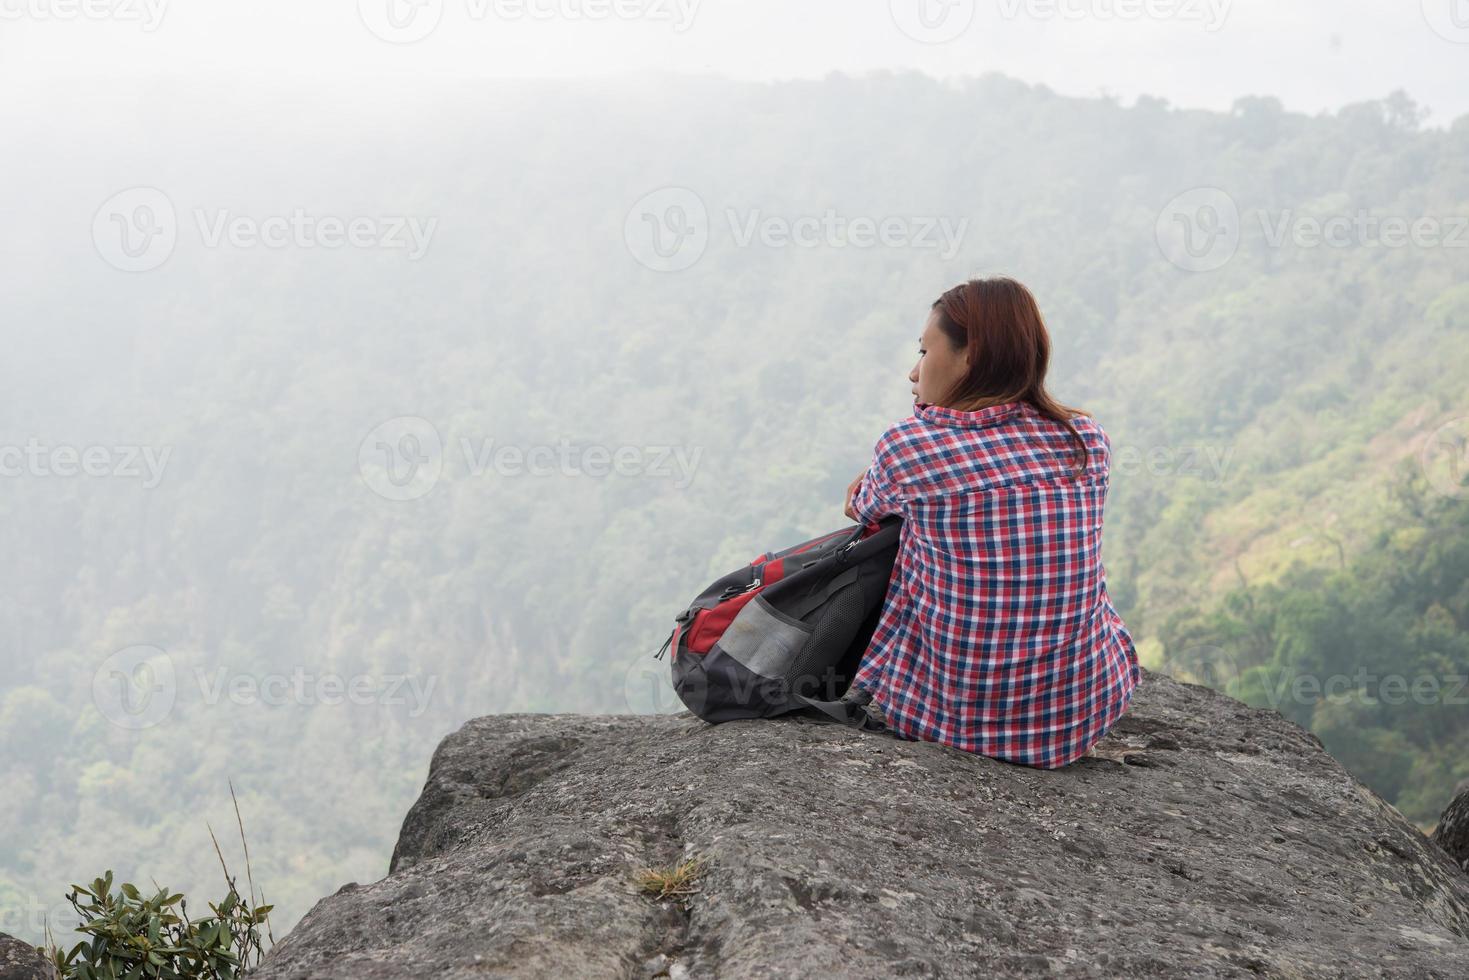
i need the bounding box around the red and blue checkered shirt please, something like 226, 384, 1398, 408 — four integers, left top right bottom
849, 399, 1141, 769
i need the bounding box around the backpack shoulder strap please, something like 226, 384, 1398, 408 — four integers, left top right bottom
792, 689, 887, 733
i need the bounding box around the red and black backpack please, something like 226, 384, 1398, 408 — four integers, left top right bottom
654, 515, 903, 723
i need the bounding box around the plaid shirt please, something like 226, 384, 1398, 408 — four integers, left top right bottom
849, 399, 1141, 769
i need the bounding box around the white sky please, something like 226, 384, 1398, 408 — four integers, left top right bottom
0, 0, 1466, 125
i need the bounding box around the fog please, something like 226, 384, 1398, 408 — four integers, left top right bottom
6, 1, 1469, 124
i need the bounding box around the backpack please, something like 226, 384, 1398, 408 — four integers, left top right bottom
654, 515, 903, 723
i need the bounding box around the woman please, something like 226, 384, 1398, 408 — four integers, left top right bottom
842, 276, 1141, 769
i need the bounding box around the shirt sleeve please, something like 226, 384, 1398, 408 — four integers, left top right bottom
850, 429, 906, 523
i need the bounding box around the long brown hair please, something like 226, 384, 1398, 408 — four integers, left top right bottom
931, 276, 1091, 479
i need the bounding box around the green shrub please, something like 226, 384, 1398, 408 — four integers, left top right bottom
46, 785, 273, 980
47, 870, 271, 980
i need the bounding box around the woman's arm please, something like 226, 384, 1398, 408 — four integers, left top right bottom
843, 471, 865, 521
845, 433, 905, 523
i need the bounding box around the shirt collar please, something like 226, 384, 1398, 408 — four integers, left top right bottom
914, 399, 1034, 429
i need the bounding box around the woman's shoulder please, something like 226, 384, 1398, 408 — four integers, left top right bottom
872, 413, 936, 462
1059, 411, 1114, 477
1061, 408, 1110, 444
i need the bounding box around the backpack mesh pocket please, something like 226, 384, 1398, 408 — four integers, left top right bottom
783, 581, 866, 698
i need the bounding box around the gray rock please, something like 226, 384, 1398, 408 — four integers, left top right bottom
1433, 780, 1469, 872
256, 668, 1469, 979
0, 934, 53, 980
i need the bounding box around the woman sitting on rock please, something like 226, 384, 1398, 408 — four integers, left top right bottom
842, 276, 1141, 769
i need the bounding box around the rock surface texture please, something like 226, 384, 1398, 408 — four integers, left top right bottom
0, 934, 52, 980
1432, 779, 1469, 873
255, 668, 1469, 978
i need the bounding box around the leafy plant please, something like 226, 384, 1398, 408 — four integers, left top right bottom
46, 783, 273, 980
48, 872, 270, 980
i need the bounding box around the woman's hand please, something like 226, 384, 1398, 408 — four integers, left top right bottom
844, 470, 866, 522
